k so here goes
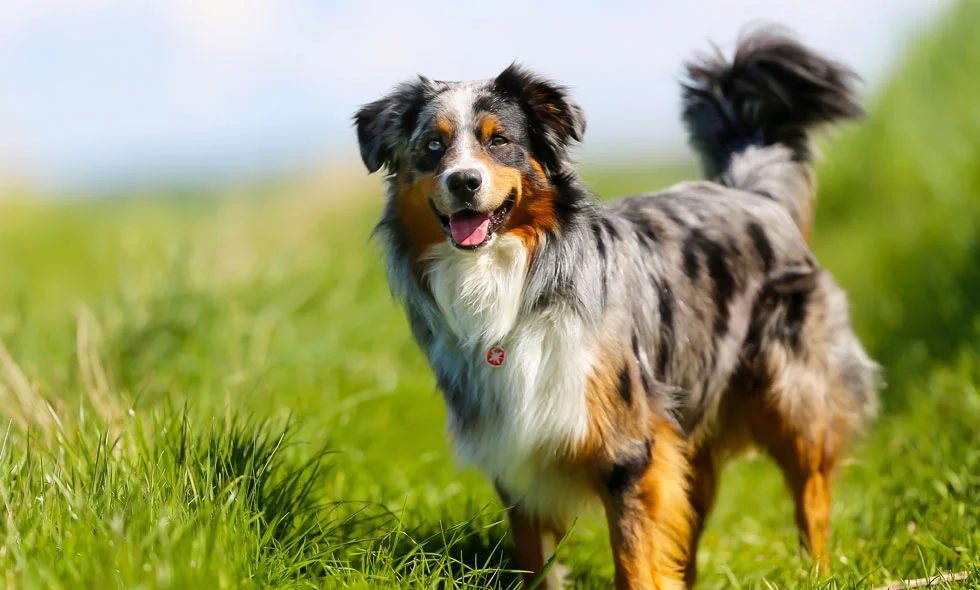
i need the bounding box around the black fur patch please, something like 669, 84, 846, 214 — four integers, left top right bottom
784, 290, 809, 351
410, 143, 445, 173
737, 300, 771, 391
683, 231, 736, 337
743, 290, 771, 356
494, 482, 516, 507
656, 201, 687, 229
436, 373, 476, 431
707, 240, 736, 338
606, 440, 652, 496
399, 98, 426, 141
592, 220, 609, 309
601, 217, 620, 241
656, 281, 675, 378
626, 213, 660, 248
683, 233, 701, 279
746, 221, 774, 273
768, 263, 819, 294
617, 362, 633, 405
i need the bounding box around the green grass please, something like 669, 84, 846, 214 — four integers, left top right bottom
2, 3, 980, 588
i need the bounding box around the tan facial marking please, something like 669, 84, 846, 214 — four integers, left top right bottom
395, 168, 445, 260
435, 116, 453, 139
477, 113, 501, 144
506, 158, 558, 249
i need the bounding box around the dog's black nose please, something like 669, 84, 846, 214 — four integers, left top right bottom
446, 169, 483, 199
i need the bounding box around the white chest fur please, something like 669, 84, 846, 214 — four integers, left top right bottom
422, 235, 596, 521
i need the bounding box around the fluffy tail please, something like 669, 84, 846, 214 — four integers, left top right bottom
681, 27, 863, 236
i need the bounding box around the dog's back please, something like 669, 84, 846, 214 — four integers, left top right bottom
679, 29, 880, 438
587, 29, 880, 584
589, 29, 877, 440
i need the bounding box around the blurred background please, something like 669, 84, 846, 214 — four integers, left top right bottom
0, 0, 949, 193
1, 1, 978, 588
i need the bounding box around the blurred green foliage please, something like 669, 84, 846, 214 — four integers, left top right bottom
813, 0, 980, 394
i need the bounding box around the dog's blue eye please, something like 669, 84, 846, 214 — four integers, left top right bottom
426, 139, 443, 152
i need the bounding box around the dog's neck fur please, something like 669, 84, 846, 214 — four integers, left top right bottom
415, 231, 598, 520
421, 235, 529, 349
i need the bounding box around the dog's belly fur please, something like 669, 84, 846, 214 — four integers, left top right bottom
422, 235, 600, 521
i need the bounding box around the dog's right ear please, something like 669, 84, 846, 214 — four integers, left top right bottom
354, 77, 433, 174
493, 64, 586, 177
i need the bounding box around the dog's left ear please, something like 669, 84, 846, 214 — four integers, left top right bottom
354, 76, 433, 174
493, 63, 586, 176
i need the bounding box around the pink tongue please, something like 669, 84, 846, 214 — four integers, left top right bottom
449, 212, 491, 247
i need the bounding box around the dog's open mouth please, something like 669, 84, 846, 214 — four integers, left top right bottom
430, 191, 516, 249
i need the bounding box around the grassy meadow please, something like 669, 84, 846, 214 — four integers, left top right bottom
1, 3, 980, 588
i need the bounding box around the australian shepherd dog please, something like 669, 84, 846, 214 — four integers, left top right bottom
355, 28, 879, 589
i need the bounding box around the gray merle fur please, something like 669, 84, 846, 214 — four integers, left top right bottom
356, 26, 879, 522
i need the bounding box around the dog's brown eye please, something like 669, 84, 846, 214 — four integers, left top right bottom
426, 139, 444, 152
490, 135, 509, 147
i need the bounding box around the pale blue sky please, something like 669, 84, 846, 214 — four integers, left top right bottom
0, 0, 948, 190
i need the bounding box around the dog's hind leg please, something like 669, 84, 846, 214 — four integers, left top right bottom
746, 396, 835, 572
745, 272, 879, 573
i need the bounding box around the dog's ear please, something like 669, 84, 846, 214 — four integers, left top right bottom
493, 63, 586, 176
354, 77, 433, 174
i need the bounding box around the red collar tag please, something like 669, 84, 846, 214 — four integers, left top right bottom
486, 347, 505, 367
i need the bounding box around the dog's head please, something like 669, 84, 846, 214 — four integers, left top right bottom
355, 65, 585, 251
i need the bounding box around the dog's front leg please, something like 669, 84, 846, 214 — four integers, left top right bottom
502, 500, 566, 589
601, 429, 691, 590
